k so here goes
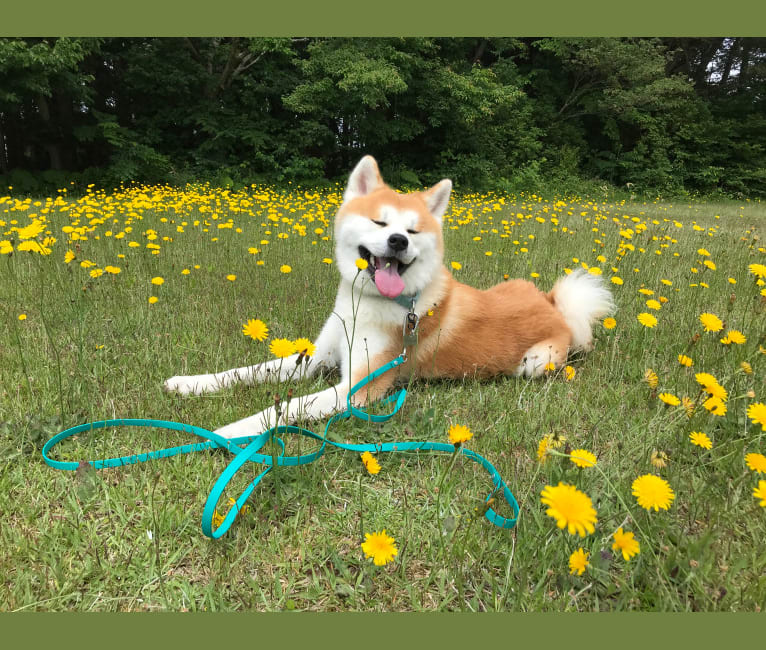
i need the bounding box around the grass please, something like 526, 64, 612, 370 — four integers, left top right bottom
1, 184, 765, 612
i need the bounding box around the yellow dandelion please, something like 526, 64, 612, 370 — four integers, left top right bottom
269, 338, 296, 358
569, 548, 590, 576
753, 480, 766, 507
540, 483, 598, 537
699, 312, 723, 333
293, 337, 316, 357
677, 354, 693, 367
451, 261, 462, 270
148, 296, 158, 304
632, 474, 675, 512
355, 258, 369, 270
64, 250, 75, 264
603, 317, 616, 330
151, 276, 164, 286
644, 369, 659, 389
537, 436, 551, 464
322, 258, 333, 265
360, 451, 381, 475
612, 528, 640, 561
745, 452, 766, 474
740, 361, 753, 374
658, 392, 680, 406
564, 365, 576, 381
650, 450, 668, 469
682, 396, 695, 418
18, 313, 27, 321
721, 330, 746, 345
570, 449, 597, 468
747, 263, 766, 279
689, 431, 712, 450
280, 265, 292, 274
448, 424, 473, 445
637, 312, 658, 328
544, 361, 556, 373
702, 395, 727, 416
646, 299, 661, 310
361, 530, 398, 566
610, 276, 623, 285
242, 319, 269, 342
226, 274, 236, 281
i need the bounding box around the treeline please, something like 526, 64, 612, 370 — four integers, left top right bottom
1, 37, 765, 196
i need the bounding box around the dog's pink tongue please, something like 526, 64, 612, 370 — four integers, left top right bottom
374, 259, 405, 298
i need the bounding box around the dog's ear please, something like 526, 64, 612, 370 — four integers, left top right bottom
422, 179, 452, 220
343, 156, 384, 202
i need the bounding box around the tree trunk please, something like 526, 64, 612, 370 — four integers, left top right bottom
37, 93, 64, 170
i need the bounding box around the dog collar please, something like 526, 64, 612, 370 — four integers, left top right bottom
392, 291, 420, 310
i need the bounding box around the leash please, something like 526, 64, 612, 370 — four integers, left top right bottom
42, 309, 520, 539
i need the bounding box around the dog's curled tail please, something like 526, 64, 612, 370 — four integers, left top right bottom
549, 269, 615, 352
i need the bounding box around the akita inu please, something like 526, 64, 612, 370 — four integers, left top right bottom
164, 156, 614, 438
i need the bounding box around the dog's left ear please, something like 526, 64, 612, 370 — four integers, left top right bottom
422, 179, 452, 220
344, 156, 384, 203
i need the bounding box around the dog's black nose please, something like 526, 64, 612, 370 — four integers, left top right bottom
388, 233, 408, 252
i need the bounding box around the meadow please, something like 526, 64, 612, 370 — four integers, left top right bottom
1, 181, 765, 612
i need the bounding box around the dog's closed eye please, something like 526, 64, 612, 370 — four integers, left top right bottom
372, 220, 387, 227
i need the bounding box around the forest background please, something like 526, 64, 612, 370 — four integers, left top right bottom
1, 37, 764, 197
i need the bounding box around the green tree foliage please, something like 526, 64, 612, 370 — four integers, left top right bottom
0, 37, 764, 196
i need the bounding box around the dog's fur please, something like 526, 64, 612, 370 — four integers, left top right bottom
164, 156, 614, 439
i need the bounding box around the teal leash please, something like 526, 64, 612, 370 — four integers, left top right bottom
43, 356, 520, 539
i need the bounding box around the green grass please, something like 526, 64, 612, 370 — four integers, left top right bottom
1, 186, 765, 611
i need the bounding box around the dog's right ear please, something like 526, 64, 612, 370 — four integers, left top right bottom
343, 156, 383, 203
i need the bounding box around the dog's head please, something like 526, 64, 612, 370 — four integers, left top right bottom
334, 156, 452, 300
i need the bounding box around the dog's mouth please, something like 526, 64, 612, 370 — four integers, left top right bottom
358, 245, 413, 299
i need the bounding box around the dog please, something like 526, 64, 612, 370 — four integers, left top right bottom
164, 156, 614, 439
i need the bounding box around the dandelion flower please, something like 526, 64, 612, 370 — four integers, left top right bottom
360, 451, 381, 475
612, 527, 640, 561
720, 330, 746, 345
148, 296, 158, 304
632, 474, 675, 512
226, 274, 236, 281
242, 319, 269, 342
540, 483, 598, 537
570, 449, 597, 468
151, 276, 164, 286
355, 258, 369, 270
740, 361, 753, 374
745, 452, 766, 474
322, 258, 333, 265
361, 530, 398, 566
569, 548, 590, 576
293, 337, 316, 357
18, 314, 27, 321
682, 396, 695, 418
689, 431, 712, 450
658, 392, 680, 406
644, 369, 659, 389
753, 481, 766, 507
269, 338, 296, 358
748, 263, 766, 279
564, 365, 576, 381
694, 372, 720, 391
603, 317, 616, 330
537, 436, 551, 464
703, 396, 727, 416
448, 424, 473, 445
637, 312, 658, 328
610, 276, 623, 285
699, 312, 723, 333
646, 299, 661, 310
544, 362, 556, 373
451, 261, 462, 270
677, 354, 693, 367
280, 264, 292, 274
64, 250, 75, 263
651, 450, 668, 468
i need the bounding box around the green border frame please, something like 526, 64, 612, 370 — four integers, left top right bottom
2, 0, 765, 642
2, 0, 766, 36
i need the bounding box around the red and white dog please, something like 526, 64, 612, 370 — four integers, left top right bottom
164, 156, 614, 438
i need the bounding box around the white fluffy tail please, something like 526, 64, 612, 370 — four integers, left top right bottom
549, 269, 615, 352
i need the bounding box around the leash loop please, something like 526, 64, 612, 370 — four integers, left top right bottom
43, 358, 520, 538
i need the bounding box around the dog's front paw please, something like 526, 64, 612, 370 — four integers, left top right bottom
163, 374, 219, 396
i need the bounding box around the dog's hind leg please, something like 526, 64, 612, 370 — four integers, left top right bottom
514, 334, 570, 379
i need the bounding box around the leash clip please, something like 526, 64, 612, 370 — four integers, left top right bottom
402, 303, 419, 360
